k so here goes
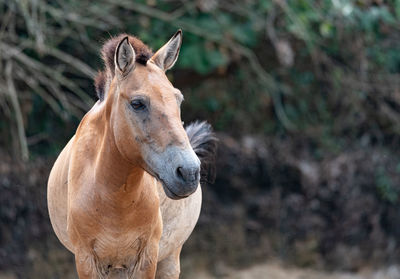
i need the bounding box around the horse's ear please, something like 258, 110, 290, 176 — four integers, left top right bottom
114, 36, 136, 76
150, 30, 182, 71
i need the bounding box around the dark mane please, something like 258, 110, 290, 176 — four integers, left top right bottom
185, 121, 218, 183
94, 34, 153, 101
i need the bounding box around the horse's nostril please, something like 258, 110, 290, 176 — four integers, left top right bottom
176, 166, 200, 183
176, 167, 184, 180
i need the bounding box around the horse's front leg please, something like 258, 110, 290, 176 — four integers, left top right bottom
74, 251, 98, 279
135, 219, 162, 279
155, 246, 182, 279
135, 240, 160, 279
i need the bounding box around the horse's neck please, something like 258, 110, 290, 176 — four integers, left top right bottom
73, 103, 145, 201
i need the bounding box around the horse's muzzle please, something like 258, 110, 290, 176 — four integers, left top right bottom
144, 145, 201, 200
162, 164, 200, 200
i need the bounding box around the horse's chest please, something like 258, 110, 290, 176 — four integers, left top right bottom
93, 229, 148, 261
91, 231, 149, 275
70, 207, 153, 268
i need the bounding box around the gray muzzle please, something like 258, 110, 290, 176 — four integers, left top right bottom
145, 145, 201, 200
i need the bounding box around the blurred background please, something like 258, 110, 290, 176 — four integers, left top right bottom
1, 0, 400, 278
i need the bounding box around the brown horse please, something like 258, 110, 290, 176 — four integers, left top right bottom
47, 30, 217, 278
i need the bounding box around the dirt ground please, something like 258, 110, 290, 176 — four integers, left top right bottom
181, 261, 400, 279
1, 261, 399, 279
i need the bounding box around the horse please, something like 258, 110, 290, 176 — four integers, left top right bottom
47, 30, 217, 278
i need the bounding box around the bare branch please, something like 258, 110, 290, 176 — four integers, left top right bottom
5, 61, 29, 161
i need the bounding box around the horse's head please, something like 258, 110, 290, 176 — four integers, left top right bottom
104, 31, 200, 199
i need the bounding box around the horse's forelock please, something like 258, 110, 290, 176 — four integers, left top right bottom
94, 34, 153, 101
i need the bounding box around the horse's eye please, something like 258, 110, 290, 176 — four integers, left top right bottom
130, 100, 146, 111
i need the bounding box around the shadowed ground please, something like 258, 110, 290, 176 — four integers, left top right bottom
181, 261, 400, 279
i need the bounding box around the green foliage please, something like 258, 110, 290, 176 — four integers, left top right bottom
376, 167, 398, 204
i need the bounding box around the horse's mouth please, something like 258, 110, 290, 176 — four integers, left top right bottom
160, 182, 190, 200
143, 166, 189, 200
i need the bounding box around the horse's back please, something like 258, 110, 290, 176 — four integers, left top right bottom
47, 136, 75, 252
